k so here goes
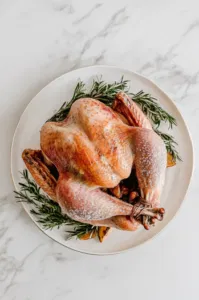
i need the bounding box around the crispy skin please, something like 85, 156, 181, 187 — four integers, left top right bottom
56, 173, 133, 221
114, 92, 166, 207
41, 99, 134, 188
22, 94, 166, 231
40, 97, 166, 226
22, 149, 57, 201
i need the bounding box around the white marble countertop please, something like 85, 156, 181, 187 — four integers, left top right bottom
1, 0, 199, 299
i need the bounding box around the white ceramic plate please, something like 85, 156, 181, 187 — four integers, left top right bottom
11, 65, 193, 255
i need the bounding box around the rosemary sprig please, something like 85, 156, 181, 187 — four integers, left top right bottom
14, 170, 95, 237
47, 77, 129, 122
67, 225, 97, 240
155, 129, 182, 161
47, 82, 87, 122
47, 77, 175, 127
87, 77, 129, 105
131, 91, 176, 128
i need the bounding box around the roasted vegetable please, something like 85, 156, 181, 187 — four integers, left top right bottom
79, 230, 97, 240
167, 152, 176, 167
121, 185, 129, 195
109, 184, 122, 198
129, 191, 139, 203
98, 227, 112, 243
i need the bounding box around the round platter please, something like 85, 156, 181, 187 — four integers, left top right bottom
11, 65, 193, 255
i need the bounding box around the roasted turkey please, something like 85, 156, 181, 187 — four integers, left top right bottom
22, 92, 166, 231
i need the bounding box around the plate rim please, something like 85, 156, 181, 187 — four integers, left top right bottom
10, 64, 194, 255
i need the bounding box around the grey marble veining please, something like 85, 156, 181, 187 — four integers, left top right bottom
0, 0, 199, 299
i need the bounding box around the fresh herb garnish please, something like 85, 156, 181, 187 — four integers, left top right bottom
155, 129, 182, 161
130, 90, 176, 128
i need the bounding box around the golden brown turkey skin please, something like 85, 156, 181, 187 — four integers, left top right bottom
41, 98, 134, 188
38, 97, 166, 228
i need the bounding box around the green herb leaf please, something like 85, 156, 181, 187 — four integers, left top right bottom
131, 90, 176, 128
